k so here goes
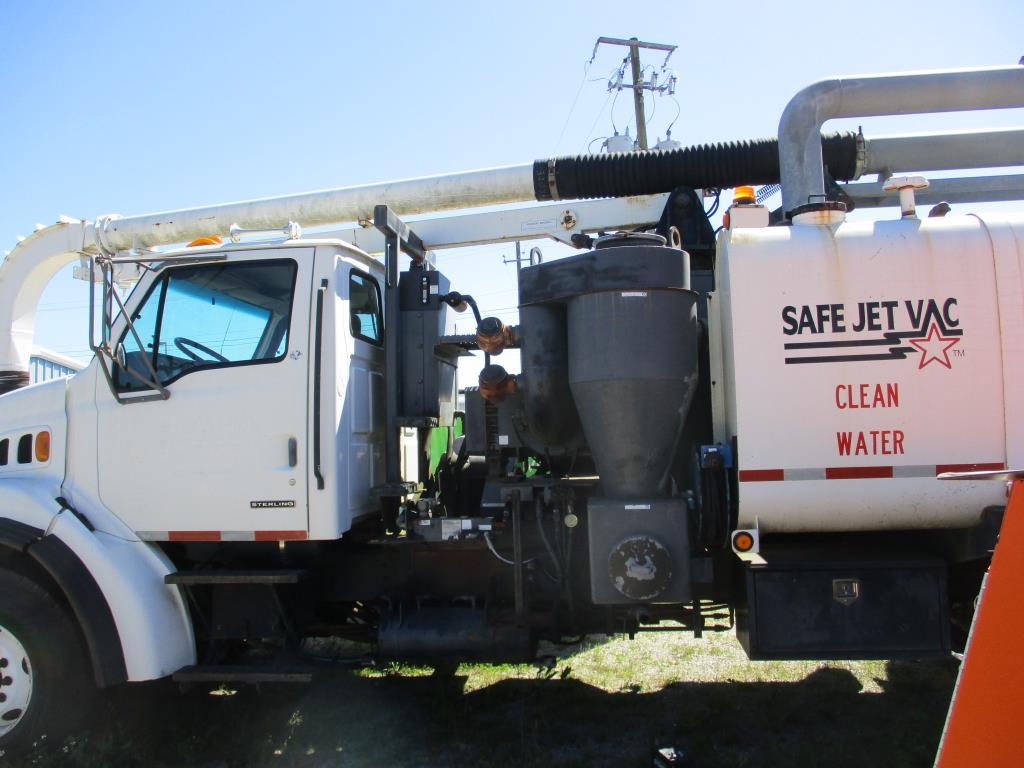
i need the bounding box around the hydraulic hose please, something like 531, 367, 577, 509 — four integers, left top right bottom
536, 501, 564, 584
533, 131, 859, 201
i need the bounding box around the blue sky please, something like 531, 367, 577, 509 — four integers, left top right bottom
2, 0, 1022, 369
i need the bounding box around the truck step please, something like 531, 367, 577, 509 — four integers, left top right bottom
165, 569, 309, 586
172, 665, 313, 683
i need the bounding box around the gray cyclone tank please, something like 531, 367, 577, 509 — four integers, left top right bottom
515, 233, 700, 605
565, 235, 700, 499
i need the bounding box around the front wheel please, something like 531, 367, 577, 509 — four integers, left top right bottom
0, 569, 91, 758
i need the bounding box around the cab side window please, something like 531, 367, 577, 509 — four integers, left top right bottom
116, 260, 297, 391
349, 271, 383, 345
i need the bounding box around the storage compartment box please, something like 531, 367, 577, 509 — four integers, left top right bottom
737, 553, 950, 660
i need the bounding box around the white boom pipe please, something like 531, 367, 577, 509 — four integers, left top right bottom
97, 118, 1024, 254
95, 164, 536, 253
863, 128, 1024, 176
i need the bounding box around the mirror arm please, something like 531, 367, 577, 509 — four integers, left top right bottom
88, 255, 169, 404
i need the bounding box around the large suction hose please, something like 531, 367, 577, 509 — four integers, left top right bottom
533, 132, 859, 202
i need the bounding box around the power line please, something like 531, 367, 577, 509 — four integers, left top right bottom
582, 90, 614, 153
551, 59, 593, 155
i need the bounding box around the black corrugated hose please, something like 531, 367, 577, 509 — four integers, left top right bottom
533, 131, 858, 201
0, 372, 29, 396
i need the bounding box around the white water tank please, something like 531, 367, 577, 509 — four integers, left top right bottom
715, 212, 1024, 532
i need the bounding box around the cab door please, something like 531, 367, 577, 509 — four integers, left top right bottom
95, 248, 314, 540
341, 262, 386, 523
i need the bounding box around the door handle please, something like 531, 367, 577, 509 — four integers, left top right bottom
288, 437, 298, 468
312, 279, 328, 490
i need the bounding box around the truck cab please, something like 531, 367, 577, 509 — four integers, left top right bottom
0, 237, 397, 753
78, 240, 387, 543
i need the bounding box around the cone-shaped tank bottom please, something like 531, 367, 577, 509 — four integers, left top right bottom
568, 288, 699, 499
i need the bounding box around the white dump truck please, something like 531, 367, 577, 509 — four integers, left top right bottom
0, 65, 1022, 754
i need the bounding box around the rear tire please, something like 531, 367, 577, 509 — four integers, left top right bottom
0, 568, 92, 758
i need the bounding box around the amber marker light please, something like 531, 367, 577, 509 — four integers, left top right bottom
733, 185, 756, 203
35, 430, 51, 462
186, 236, 222, 247
732, 531, 754, 552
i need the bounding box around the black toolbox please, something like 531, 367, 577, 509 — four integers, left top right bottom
737, 550, 950, 660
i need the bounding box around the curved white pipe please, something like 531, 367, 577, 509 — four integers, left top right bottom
0, 220, 90, 380
779, 65, 1024, 214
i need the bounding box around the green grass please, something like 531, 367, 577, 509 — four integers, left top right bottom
10, 627, 957, 768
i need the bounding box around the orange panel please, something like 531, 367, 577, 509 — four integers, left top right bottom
936, 479, 1024, 767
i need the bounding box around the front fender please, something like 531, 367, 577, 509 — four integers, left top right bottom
0, 481, 195, 685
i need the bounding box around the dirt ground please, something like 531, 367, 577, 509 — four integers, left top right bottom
9, 627, 957, 768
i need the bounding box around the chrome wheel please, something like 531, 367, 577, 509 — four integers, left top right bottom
0, 624, 33, 739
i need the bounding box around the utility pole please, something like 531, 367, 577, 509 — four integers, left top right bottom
592, 36, 677, 151
503, 241, 543, 270
503, 241, 526, 269
629, 44, 648, 150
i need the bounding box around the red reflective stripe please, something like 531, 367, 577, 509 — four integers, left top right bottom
738, 469, 785, 482
825, 466, 893, 480
254, 530, 308, 542
935, 462, 1006, 475
168, 531, 222, 542
739, 464, 1002, 482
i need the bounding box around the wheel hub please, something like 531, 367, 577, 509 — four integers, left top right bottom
0, 624, 32, 737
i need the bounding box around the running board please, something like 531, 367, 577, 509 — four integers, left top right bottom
172, 665, 313, 683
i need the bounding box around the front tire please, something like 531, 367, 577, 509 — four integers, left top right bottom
0, 568, 91, 758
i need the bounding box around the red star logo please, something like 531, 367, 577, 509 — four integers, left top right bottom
908, 322, 961, 369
